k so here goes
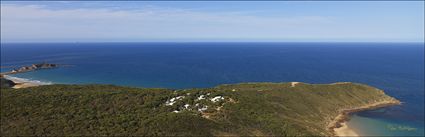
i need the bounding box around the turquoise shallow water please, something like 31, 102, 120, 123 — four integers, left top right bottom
348, 110, 424, 136
1, 42, 424, 136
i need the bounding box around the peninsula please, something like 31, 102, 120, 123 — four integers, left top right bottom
0, 62, 59, 76
0, 82, 400, 136
0, 62, 62, 88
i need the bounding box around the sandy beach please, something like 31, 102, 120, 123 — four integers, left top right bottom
328, 99, 401, 137
334, 121, 359, 136
12, 81, 40, 89
3, 75, 45, 89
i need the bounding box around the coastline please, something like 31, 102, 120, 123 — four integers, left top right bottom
328, 99, 401, 137
334, 122, 358, 136
1, 73, 404, 136
1, 77, 406, 136
3, 75, 49, 89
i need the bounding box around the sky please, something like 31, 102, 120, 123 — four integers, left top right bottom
1, 1, 424, 43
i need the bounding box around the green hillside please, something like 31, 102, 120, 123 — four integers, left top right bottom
1, 82, 399, 136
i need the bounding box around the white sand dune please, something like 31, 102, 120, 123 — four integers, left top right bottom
291, 82, 300, 87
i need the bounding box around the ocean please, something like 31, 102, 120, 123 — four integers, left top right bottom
1, 42, 424, 136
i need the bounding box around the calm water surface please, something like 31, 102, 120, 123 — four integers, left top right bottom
1, 42, 424, 136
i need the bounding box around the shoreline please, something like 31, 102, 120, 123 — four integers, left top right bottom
334, 122, 358, 136
3, 75, 49, 89
328, 99, 401, 137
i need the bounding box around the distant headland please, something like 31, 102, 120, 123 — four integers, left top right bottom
0, 62, 60, 76
0, 62, 67, 88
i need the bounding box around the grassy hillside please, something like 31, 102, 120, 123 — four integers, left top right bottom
1, 82, 399, 136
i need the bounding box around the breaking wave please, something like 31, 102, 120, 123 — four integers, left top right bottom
3, 75, 53, 85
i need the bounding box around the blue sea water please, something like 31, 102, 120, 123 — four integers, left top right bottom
1, 42, 424, 136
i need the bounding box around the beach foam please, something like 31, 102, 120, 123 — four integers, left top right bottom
3, 75, 53, 86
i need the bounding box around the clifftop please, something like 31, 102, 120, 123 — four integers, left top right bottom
1, 82, 400, 136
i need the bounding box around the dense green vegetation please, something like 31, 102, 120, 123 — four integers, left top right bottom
1, 82, 398, 136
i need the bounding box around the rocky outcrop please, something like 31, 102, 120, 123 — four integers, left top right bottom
13, 63, 57, 72
1, 63, 59, 76
0, 78, 16, 88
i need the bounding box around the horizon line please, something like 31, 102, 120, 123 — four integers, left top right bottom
1, 41, 424, 44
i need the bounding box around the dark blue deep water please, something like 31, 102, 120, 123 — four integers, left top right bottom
1, 42, 424, 136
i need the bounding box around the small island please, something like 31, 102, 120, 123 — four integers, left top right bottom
0, 81, 400, 136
